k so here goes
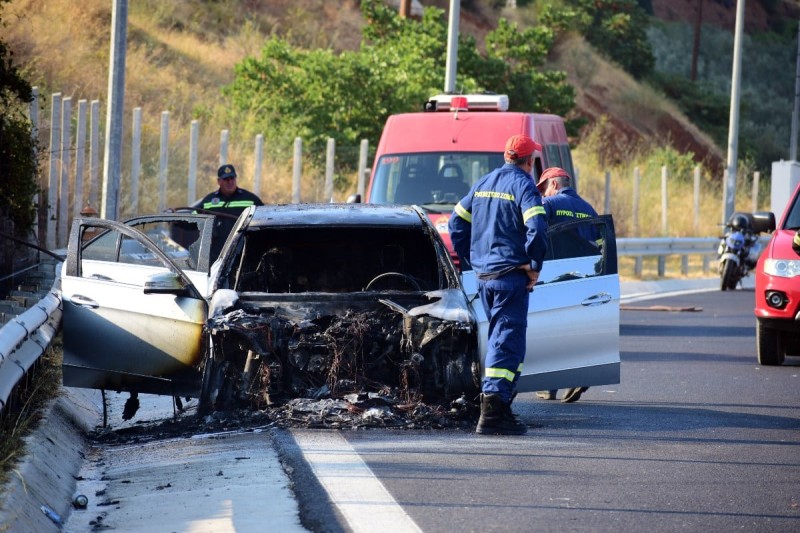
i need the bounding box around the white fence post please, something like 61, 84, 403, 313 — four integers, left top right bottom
29, 87, 40, 241
325, 138, 335, 202
632, 166, 641, 277
131, 107, 142, 216
89, 100, 100, 210
357, 139, 368, 198
292, 137, 302, 204
659, 165, 668, 276
721, 168, 729, 225
188, 120, 199, 206
158, 111, 169, 213
752, 171, 760, 212
58, 97, 72, 248
253, 133, 264, 200
74, 100, 88, 217
693, 166, 701, 234
46, 93, 61, 251
604, 170, 611, 214
29, 87, 39, 150
661, 165, 668, 235
632, 167, 640, 235
220, 129, 229, 166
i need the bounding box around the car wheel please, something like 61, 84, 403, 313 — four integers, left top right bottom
443, 358, 480, 400
720, 260, 737, 291
757, 320, 785, 366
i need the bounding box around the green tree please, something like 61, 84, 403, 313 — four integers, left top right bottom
0, 0, 39, 233
542, 0, 655, 79
224, 0, 575, 167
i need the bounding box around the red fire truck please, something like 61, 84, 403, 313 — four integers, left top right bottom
358, 93, 574, 265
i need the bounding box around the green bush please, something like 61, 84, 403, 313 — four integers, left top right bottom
542, 0, 655, 79
647, 19, 797, 173
0, 0, 39, 233
224, 0, 576, 170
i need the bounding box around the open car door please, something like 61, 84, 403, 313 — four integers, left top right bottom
463, 215, 620, 392
61, 215, 214, 397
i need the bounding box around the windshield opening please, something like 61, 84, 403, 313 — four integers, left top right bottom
783, 191, 800, 230
370, 152, 505, 212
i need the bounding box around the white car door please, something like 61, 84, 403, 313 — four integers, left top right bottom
61, 215, 213, 397
462, 215, 620, 392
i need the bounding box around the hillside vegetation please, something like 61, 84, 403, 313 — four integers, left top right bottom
4, 0, 793, 235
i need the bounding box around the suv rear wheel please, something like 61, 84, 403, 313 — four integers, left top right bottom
757, 320, 785, 366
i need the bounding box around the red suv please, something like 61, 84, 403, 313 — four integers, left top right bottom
755, 182, 800, 365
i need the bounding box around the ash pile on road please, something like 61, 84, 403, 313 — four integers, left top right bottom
92, 392, 480, 445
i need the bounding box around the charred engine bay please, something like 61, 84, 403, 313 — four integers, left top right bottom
205, 291, 481, 414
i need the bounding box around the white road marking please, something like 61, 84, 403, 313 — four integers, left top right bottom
293, 431, 423, 533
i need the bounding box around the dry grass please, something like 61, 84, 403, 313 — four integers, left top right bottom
551, 34, 724, 171
573, 119, 765, 239
5, 0, 364, 216
0, 341, 62, 488
6, 0, 743, 222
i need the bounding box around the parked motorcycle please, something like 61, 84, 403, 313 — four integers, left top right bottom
717, 211, 775, 291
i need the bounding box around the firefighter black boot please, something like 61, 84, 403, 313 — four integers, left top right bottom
475, 393, 528, 435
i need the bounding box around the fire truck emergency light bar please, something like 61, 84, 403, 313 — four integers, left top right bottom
424, 93, 510, 113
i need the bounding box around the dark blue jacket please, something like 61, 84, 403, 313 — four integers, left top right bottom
449, 163, 548, 274
542, 187, 598, 241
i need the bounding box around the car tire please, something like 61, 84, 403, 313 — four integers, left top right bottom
757, 320, 785, 366
720, 259, 737, 291
443, 358, 480, 400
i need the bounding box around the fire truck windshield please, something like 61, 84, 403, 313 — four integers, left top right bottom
370, 152, 505, 212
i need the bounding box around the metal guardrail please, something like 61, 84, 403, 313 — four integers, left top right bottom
617, 237, 719, 256
0, 270, 62, 416
616, 236, 771, 277
617, 237, 719, 277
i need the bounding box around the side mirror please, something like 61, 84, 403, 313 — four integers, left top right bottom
346, 193, 362, 204
752, 211, 776, 234
144, 271, 188, 294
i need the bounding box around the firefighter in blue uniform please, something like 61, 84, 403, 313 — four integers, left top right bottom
449, 134, 548, 435
536, 166, 599, 403
192, 164, 263, 260
537, 166, 599, 243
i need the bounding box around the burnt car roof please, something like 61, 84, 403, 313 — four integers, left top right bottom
245, 203, 428, 229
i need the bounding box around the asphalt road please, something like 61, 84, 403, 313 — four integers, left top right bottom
43, 288, 800, 532
279, 288, 800, 533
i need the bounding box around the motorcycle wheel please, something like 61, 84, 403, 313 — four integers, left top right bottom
720, 259, 738, 291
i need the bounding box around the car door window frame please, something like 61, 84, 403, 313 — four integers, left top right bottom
66, 217, 205, 300
543, 215, 618, 278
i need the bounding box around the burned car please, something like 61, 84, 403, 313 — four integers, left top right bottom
62, 204, 481, 413
61, 204, 620, 416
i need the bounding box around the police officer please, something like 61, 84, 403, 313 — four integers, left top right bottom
192, 164, 263, 260
536, 166, 598, 403
449, 134, 548, 435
